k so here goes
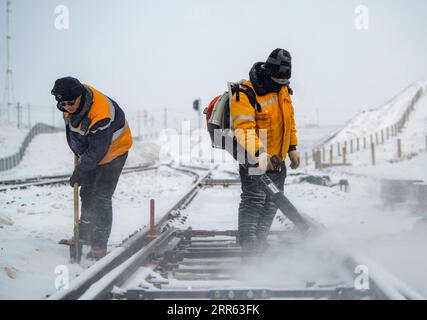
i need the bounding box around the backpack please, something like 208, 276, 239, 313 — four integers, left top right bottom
203, 80, 261, 159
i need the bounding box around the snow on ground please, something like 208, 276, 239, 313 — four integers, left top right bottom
0, 123, 29, 158
0, 132, 73, 179
153, 182, 353, 289
306, 84, 427, 296
164, 168, 427, 293
328, 93, 427, 181
324, 80, 427, 146
0, 167, 195, 299
0, 133, 160, 180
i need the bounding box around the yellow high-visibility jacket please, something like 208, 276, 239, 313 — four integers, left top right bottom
230, 80, 298, 160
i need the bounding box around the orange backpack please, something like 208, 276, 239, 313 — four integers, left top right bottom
203, 81, 261, 154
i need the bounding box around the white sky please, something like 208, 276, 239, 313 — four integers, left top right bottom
0, 0, 426, 126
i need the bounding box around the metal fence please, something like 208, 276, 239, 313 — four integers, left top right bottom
0, 123, 63, 172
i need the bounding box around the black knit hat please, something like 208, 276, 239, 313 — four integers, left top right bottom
51, 77, 84, 102
261, 48, 292, 79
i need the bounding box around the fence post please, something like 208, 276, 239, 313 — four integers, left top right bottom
305, 152, 308, 166
364, 136, 367, 150
357, 138, 360, 152
381, 130, 384, 144
350, 139, 353, 153
397, 139, 402, 158
337, 142, 341, 156
371, 143, 376, 166
343, 146, 347, 164
314, 150, 322, 170
322, 148, 326, 162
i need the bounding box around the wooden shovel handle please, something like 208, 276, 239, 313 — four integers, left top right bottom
73, 155, 79, 228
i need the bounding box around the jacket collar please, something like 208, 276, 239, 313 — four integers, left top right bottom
70, 85, 93, 128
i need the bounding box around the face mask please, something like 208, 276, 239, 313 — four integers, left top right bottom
262, 76, 284, 93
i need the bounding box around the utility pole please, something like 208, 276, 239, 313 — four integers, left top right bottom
27, 104, 31, 128
142, 110, 147, 139
137, 110, 141, 138
2, 0, 15, 124
316, 108, 320, 127
193, 98, 202, 160
143, 110, 148, 126
16, 101, 21, 128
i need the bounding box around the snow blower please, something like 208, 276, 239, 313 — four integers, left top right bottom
205, 116, 311, 233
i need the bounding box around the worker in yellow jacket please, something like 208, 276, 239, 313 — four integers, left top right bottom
230, 49, 300, 255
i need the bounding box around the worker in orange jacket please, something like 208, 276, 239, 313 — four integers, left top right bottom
230, 49, 300, 254
51, 77, 132, 259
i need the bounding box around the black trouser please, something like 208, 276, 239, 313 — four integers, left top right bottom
79, 152, 128, 249
238, 162, 287, 253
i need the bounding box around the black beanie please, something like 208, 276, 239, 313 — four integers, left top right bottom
261, 48, 292, 79
51, 77, 84, 102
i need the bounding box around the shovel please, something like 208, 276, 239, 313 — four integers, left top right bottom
70, 155, 83, 263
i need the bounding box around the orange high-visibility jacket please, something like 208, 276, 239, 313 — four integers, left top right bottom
64, 84, 133, 170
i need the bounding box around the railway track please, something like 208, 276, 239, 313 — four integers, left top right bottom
0, 164, 161, 192
46, 164, 424, 300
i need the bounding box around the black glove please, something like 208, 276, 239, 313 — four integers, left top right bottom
270, 155, 283, 172
70, 167, 89, 187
